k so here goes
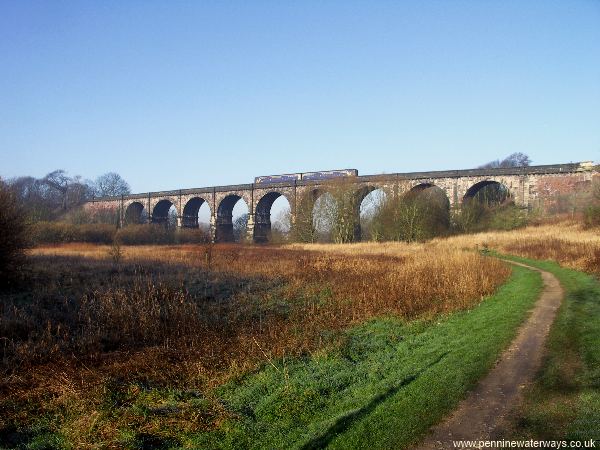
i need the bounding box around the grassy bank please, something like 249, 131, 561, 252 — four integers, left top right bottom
502, 257, 600, 442
181, 264, 541, 449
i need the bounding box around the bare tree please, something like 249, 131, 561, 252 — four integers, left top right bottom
233, 213, 248, 242
94, 172, 131, 197
168, 206, 178, 229
272, 207, 291, 233
9, 176, 54, 221
270, 207, 292, 243
41, 170, 94, 212
479, 152, 531, 169
312, 192, 338, 242
366, 184, 450, 242
42, 170, 71, 211
67, 175, 95, 207
9, 170, 122, 222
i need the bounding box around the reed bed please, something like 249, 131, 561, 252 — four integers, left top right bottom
29, 243, 507, 320
3, 220, 595, 446
4, 245, 508, 398
1, 235, 516, 446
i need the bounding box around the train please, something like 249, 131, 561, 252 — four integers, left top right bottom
254, 169, 358, 185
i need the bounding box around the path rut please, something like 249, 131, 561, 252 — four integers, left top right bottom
416, 261, 563, 449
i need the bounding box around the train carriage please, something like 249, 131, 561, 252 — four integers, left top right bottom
254, 169, 358, 185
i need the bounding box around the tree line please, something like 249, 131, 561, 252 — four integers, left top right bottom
7, 170, 130, 222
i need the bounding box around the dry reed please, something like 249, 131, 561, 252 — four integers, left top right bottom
4, 244, 508, 381
2, 239, 512, 444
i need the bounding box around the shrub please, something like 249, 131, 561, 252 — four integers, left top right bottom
0, 179, 29, 284
116, 225, 211, 245
30, 221, 73, 244
76, 224, 117, 243
583, 176, 600, 228
115, 224, 175, 245
368, 191, 450, 242
176, 228, 211, 244
452, 201, 487, 233
453, 202, 528, 233
61, 205, 120, 225
487, 204, 529, 230
31, 222, 210, 246
31, 222, 116, 244
583, 205, 600, 228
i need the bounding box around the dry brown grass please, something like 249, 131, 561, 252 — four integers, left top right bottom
3, 219, 596, 446
1, 242, 510, 446
30, 242, 507, 320
289, 221, 600, 277
20, 245, 510, 380
438, 221, 600, 276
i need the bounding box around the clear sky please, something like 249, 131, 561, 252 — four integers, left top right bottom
1, 0, 599, 193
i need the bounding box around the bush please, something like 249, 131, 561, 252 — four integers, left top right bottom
0, 179, 29, 284
116, 225, 211, 245
583, 205, 600, 228
30, 221, 71, 244
367, 191, 450, 242
61, 206, 120, 225
77, 224, 117, 243
31, 222, 116, 244
453, 203, 528, 233
31, 222, 211, 246
115, 224, 175, 245
175, 228, 211, 244
487, 204, 529, 230
583, 176, 600, 228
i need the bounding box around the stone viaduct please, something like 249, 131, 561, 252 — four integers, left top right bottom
85, 162, 597, 243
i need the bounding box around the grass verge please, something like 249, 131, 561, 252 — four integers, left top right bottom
500, 256, 600, 442
179, 264, 542, 449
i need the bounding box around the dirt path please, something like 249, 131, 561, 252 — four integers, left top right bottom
416, 261, 564, 449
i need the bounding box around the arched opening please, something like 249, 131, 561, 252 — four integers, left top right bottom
216, 195, 249, 242
359, 187, 387, 241
457, 181, 514, 232
254, 192, 291, 243
152, 199, 178, 228
297, 187, 364, 243
124, 202, 147, 225
408, 184, 450, 208
407, 184, 451, 235
294, 189, 326, 242
464, 181, 511, 206
312, 190, 337, 242
410, 182, 434, 192
182, 197, 211, 233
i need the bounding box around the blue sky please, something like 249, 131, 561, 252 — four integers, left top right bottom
1, 0, 599, 193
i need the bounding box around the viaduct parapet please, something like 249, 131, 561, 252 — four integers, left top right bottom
85, 162, 597, 243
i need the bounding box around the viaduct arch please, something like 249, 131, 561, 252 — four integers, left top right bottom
85, 162, 597, 243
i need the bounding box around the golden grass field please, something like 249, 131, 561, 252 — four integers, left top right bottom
2, 221, 595, 446
2, 235, 507, 441
289, 221, 600, 276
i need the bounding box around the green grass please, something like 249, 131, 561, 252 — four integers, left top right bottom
174, 264, 542, 449
500, 256, 600, 442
